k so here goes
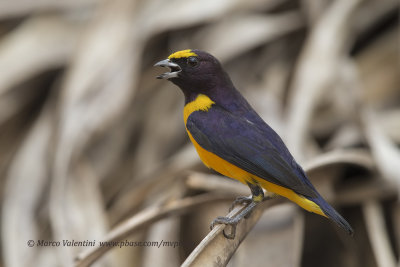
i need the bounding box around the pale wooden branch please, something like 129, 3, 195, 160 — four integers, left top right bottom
186, 172, 249, 196
303, 148, 375, 172
74, 193, 233, 267
181, 198, 282, 267
362, 200, 397, 267
286, 0, 362, 160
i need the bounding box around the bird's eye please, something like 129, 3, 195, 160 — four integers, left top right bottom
187, 57, 199, 67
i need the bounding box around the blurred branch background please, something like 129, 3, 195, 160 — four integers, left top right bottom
0, 0, 399, 266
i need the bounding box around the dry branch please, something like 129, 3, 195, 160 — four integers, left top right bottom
74, 193, 233, 267
363, 201, 397, 267
286, 0, 363, 160
181, 199, 281, 267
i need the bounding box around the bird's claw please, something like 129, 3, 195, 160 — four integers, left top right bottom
229, 196, 253, 212
210, 216, 240, 239
210, 200, 259, 239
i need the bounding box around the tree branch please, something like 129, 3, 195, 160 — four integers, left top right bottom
181, 198, 282, 267
74, 193, 233, 267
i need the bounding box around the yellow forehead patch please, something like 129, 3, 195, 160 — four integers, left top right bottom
168, 49, 198, 59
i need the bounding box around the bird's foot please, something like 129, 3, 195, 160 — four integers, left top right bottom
210, 216, 241, 239
229, 196, 253, 212
210, 201, 258, 239
229, 195, 272, 214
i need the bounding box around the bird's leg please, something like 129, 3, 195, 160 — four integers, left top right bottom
244, 183, 264, 218
229, 183, 270, 211
210, 183, 264, 239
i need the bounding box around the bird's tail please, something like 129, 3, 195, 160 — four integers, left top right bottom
313, 196, 354, 235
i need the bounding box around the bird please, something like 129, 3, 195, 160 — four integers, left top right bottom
155, 49, 353, 239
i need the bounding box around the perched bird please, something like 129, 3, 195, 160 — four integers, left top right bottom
155, 49, 353, 238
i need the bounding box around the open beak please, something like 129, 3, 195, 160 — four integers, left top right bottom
154, 59, 182, 79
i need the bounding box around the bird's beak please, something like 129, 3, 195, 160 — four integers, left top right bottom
154, 59, 182, 79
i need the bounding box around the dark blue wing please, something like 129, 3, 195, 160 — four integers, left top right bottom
186, 106, 319, 198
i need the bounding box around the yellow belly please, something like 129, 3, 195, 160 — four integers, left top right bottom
186, 129, 325, 217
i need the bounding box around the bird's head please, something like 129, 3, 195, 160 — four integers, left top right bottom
155, 49, 231, 98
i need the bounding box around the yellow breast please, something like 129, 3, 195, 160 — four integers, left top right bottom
183, 94, 249, 183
